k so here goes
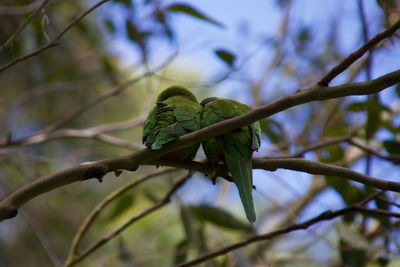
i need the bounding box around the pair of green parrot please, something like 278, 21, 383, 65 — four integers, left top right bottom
142, 86, 261, 223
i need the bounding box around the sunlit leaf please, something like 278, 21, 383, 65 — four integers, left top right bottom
215, 49, 236, 67
167, 3, 224, 28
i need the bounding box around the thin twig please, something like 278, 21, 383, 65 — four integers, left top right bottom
64, 171, 192, 267
347, 138, 400, 164
0, 0, 110, 73
318, 19, 400, 86
66, 168, 176, 262
376, 196, 400, 209
275, 136, 354, 158
177, 193, 387, 267
0, 0, 52, 53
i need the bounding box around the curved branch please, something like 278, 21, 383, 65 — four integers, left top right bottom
66, 168, 177, 263
0, 70, 400, 221
64, 171, 192, 267
318, 19, 400, 86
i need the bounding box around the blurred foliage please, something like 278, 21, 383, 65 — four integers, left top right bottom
1, 0, 400, 266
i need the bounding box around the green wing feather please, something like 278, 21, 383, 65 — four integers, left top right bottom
143, 87, 202, 157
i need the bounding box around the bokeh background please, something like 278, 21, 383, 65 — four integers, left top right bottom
1, 0, 400, 266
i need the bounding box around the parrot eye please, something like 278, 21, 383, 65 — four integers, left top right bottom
200, 97, 217, 106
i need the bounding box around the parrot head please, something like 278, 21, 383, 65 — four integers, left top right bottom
157, 86, 197, 102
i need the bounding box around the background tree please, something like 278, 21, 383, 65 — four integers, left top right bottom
1, 0, 400, 266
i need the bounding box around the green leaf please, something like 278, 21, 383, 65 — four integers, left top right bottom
113, 0, 132, 8
108, 195, 134, 219
189, 205, 253, 232
214, 49, 236, 67
259, 119, 286, 146
325, 176, 364, 206
180, 206, 199, 244
104, 19, 116, 34
174, 239, 189, 265
347, 102, 367, 112
383, 140, 400, 155
396, 83, 400, 97
167, 3, 224, 28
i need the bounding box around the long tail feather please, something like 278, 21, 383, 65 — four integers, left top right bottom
224, 153, 256, 223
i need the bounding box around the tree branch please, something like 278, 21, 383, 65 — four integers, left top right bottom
318, 19, 400, 86
177, 193, 389, 267
0, 70, 400, 221
64, 171, 192, 267
0, 0, 110, 73
66, 168, 177, 263
347, 138, 400, 164
0, 0, 52, 53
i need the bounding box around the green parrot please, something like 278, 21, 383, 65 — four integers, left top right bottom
142, 86, 202, 161
201, 97, 261, 223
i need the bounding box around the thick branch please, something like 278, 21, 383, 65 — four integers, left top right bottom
0, 70, 400, 221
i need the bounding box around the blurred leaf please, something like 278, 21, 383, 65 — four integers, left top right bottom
396, 83, 400, 97
104, 19, 116, 34
118, 237, 134, 265
325, 176, 364, 207
167, 3, 224, 27
108, 195, 134, 219
125, 21, 147, 59
113, 0, 132, 8
174, 239, 189, 265
336, 222, 371, 251
339, 238, 367, 267
383, 140, 400, 155
214, 49, 236, 67
347, 101, 367, 112
143, 189, 159, 203
189, 205, 253, 232
155, 9, 175, 41
260, 119, 286, 146
321, 144, 343, 163
180, 206, 199, 244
